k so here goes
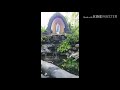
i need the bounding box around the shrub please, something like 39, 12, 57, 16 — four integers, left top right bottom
58, 58, 79, 75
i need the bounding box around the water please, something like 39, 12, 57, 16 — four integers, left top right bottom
41, 54, 67, 63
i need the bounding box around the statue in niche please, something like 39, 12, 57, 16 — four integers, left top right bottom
46, 12, 71, 35
56, 23, 60, 34
51, 17, 65, 34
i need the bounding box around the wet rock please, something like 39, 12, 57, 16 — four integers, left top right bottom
72, 47, 77, 51
68, 50, 72, 53
75, 44, 79, 48
41, 45, 51, 53
69, 52, 79, 60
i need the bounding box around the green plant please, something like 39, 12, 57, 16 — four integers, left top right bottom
57, 41, 71, 53
66, 33, 79, 44
41, 26, 46, 33
58, 58, 79, 75
57, 12, 79, 52
57, 32, 79, 53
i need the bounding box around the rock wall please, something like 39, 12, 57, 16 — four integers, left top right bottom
41, 35, 79, 63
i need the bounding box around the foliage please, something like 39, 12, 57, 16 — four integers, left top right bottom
57, 12, 79, 75
41, 26, 46, 33
57, 40, 71, 53
41, 26, 49, 43
57, 12, 79, 53
58, 58, 79, 75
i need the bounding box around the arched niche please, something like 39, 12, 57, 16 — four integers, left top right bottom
51, 18, 65, 34
46, 12, 71, 35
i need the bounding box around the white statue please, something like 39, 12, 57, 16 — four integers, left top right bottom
56, 23, 60, 34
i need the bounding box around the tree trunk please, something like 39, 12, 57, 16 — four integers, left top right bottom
41, 60, 79, 78
41, 74, 49, 78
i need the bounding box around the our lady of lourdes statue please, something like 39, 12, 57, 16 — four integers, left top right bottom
56, 23, 60, 34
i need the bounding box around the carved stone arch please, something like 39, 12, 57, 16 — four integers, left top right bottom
46, 12, 71, 35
